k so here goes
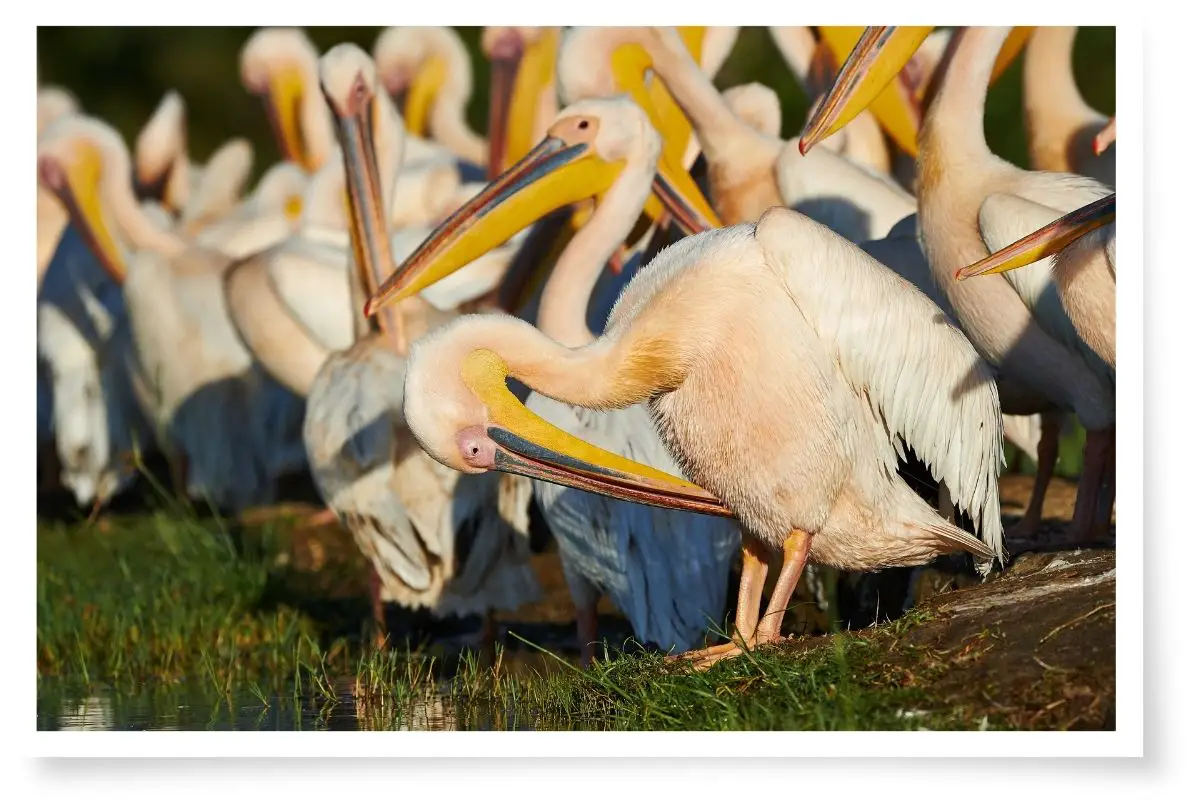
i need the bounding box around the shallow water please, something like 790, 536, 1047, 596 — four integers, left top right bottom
39, 682, 484, 731
37, 647, 578, 731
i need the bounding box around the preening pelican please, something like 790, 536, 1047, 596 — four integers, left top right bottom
801, 26, 1115, 543
1023, 27, 1115, 187
47, 114, 307, 512
376, 97, 742, 662
958, 193, 1116, 370
241, 27, 335, 173
369, 115, 1004, 670
302, 45, 539, 645
560, 27, 916, 240
37, 118, 156, 507
373, 26, 487, 172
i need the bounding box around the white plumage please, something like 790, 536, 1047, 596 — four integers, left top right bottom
304, 338, 540, 614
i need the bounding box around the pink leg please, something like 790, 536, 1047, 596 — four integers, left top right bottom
1011, 414, 1062, 539
754, 530, 814, 643
1068, 426, 1115, 545
668, 536, 769, 665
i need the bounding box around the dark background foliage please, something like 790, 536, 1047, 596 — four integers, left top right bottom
37, 26, 1115, 181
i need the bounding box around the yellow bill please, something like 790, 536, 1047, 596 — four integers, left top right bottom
955, 194, 1115, 280
38, 142, 127, 283
263, 66, 317, 172
401, 57, 446, 139
809, 26, 934, 157
463, 348, 733, 516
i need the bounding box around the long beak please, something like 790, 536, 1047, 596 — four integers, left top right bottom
651, 157, 721, 235
800, 26, 933, 157
463, 349, 733, 517
38, 146, 127, 283
331, 91, 408, 351
263, 68, 314, 171
487, 34, 523, 181
610, 40, 723, 232
955, 194, 1115, 281
991, 27, 1032, 84
402, 57, 446, 139
367, 136, 623, 315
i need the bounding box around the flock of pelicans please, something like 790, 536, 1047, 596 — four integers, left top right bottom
37, 26, 1116, 669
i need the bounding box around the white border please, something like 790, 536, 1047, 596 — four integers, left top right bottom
12, 0, 1169, 785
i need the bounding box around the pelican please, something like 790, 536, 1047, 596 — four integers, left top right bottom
46, 114, 307, 512
37, 118, 157, 508
132, 90, 254, 227
189, 161, 309, 259
221, 90, 523, 402
482, 27, 561, 177
768, 26, 891, 175
302, 44, 539, 646
559, 27, 915, 241
374, 97, 742, 663
38, 87, 80, 288
373, 27, 488, 173
222, 32, 542, 406
862, 214, 1066, 532
958, 194, 1116, 370
368, 106, 1004, 669
241, 27, 335, 173
1022, 27, 1115, 187
37, 87, 82, 491
800, 26, 1115, 543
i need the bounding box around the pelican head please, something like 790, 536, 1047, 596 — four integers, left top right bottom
37, 115, 128, 283
482, 26, 559, 178
318, 43, 399, 306
133, 90, 187, 208
558, 27, 721, 228
955, 194, 1116, 281
367, 96, 710, 313
373, 26, 465, 139
37, 86, 80, 137
401, 315, 733, 516
241, 27, 324, 171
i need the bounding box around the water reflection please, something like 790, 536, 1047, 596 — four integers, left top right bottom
39, 650, 573, 731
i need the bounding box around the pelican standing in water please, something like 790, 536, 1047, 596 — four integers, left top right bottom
800, 26, 1115, 542
367, 109, 1005, 670
303, 44, 539, 647
375, 97, 742, 663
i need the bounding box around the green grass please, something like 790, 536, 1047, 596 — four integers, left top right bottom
36, 509, 331, 693
37, 510, 995, 730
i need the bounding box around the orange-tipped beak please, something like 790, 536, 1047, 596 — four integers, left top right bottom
955, 194, 1115, 281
